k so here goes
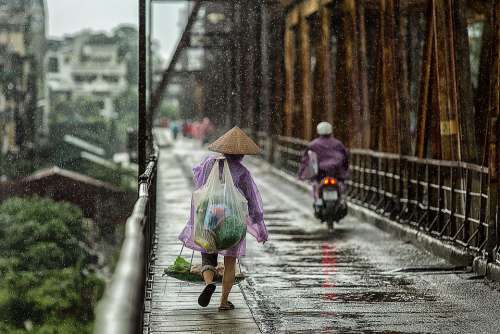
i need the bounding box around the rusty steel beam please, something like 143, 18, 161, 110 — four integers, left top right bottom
149, 1, 203, 116
385, 0, 402, 154
374, 0, 401, 154
298, 5, 313, 140
476, 1, 499, 163
396, 0, 412, 156
334, 0, 361, 148
487, 0, 499, 186
231, 1, 243, 127
416, 1, 434, 158
314, 5, 334, 125
357, 2, 371, 149
453, 0, 478, 164
269, 5, 285, 141
416, 0, 477, 162
432, 0, 457, 161
284, 22, 295, 137
486, 0, 500, 259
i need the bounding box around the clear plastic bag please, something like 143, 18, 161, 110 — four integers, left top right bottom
192, 158, 248, 253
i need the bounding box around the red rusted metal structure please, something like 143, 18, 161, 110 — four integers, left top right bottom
97, 1, 500, 332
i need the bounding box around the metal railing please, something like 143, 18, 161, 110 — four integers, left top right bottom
346, 149, 493, 255
262, 134, 498, 260
94, 147, 159, 334
274, 135, 309, 174
496, 197, 500, 266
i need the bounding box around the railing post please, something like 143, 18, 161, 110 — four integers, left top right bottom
484, 110, 499, 260
396, 156, 404, 221
269, 134, 277, 164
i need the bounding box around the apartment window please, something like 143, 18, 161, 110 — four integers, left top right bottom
73, 74, 97, 83
48, 57, 59, 72
96, 100, 105, 110
102, 75, 119, 83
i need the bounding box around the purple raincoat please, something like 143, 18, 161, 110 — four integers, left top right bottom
298, 136, 350, 182
178, 154, 268, 257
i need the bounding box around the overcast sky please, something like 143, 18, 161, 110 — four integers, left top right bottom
47, 0, 185, 60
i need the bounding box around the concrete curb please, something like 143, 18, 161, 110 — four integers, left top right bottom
473, 257, 500, 281
250, 157, 477, 268
487, 262, 500, 281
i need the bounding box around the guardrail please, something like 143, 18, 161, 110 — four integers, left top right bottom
261, 134, 498, 260
94, 147, 159, 334
274, 135, 309, 174
347, 149, 493, 256
496, 202, 500, 266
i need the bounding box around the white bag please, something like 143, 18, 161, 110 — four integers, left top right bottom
192, 158, 248, 253
302, 150, 319, 179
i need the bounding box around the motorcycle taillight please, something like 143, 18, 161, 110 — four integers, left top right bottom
323, 177, 337, 186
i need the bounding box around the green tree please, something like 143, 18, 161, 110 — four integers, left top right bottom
0, 197, 104, 333
113, 88, 138, 151
159, 103, 180, 120
113, 25, 139, 86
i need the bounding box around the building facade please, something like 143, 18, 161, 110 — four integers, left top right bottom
0, 0, 47, 155
46, 32, 128, 120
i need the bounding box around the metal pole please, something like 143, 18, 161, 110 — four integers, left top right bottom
149, 0, 154, 106
139, 0, 147, 175
146, 0, 154, 153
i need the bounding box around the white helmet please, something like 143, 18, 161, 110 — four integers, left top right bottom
317, 122, 333, 136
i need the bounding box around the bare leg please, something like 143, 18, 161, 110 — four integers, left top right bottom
201, 252, 218, 284
221, 256, 236, 306
202, 270, 214, 285
199, 253, 217, 307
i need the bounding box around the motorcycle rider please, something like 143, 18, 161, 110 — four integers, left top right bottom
298, 121, 350, 217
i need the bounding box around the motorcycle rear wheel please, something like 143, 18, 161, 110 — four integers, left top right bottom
326, 220, 334, 231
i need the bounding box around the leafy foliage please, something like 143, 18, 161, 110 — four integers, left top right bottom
159, 103, 180, 120
0, 197, 104, 333
113, 88, 138, 151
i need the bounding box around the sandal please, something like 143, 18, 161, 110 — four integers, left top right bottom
218, 301, 235, 312
198, 283, 216, 307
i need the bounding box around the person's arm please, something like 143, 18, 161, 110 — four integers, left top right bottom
192, 156, 214, 189
338, 145, 351, 180
240, 171, 268, 243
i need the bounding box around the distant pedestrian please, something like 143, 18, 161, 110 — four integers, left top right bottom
171, 121, 179, 140
199, 117, 215, 145
192, 121, 201, 142
182, 120, 191, 138
178, 126, 268, 311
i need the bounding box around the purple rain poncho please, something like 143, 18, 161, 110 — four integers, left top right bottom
178, 154, 268, 258
298, 136, 350, 182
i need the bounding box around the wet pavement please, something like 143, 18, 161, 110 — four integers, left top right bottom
149, 138, 500, 334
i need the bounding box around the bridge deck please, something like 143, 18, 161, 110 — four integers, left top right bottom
144, 137, 500, 333
143, 141, 260, 333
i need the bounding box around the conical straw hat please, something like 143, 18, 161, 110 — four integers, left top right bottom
208, 127, 261, 155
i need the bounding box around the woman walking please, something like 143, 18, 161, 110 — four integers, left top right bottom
178, 127, 268, 311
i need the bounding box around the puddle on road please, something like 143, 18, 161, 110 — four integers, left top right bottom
322, 291, 436, 303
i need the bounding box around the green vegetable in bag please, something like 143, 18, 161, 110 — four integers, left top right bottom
215, 216, 246, 250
